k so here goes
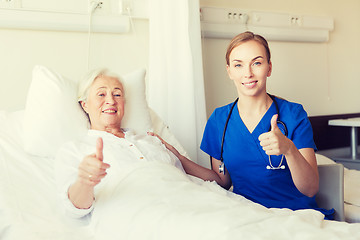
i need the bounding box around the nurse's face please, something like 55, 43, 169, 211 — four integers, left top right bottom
226, 40, 272, 98
81, 75, 125, 131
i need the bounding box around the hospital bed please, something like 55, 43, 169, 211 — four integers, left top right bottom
310, 114, 360, 223
316, 154, 360, 223
1, 66, 360, 240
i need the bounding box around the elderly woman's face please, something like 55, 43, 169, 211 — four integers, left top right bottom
81, 75, 125, 131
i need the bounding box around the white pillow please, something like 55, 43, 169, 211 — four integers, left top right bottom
23, 65, 152, 157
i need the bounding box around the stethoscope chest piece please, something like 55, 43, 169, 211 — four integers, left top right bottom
266, 164, 286, 170
266, 151, 286, 170
219, 162, 225, 175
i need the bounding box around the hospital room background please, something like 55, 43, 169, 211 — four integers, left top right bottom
1, 0, 360, 169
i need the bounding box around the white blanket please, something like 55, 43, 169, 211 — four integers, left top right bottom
1, 110, 360, 240
91, 161, 360, 240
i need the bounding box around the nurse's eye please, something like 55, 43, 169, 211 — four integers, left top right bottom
234, 63, 242, 67
253, 61, 261, 66
98, 92, 106, 97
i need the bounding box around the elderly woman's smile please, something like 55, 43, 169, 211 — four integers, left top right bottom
80, 75, 125, 133
102, 108, 117, 114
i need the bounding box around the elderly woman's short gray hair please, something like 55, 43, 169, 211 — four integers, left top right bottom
78, 68, 125, 103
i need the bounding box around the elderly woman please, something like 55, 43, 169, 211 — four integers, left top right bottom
55, 69, 184, 218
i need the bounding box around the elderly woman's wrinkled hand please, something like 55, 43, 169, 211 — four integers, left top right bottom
77, 137, 110, 187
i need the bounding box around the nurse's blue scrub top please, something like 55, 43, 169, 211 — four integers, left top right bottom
200, 97, 334, 219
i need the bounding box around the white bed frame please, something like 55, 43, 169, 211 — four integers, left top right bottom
316, 164, 345, 221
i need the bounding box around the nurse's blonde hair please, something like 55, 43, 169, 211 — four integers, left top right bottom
225, 31, 271, 66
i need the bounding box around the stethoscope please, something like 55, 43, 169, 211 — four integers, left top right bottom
218, 93, 288, 175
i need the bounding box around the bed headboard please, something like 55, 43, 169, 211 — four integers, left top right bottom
309, 113, 360, 150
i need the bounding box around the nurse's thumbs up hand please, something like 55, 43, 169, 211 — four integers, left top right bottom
270, 114, 279, 132
258, 114, 291, 156
78, 137, 110, 187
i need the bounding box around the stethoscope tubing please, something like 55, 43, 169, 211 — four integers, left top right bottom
218, 93, 288, 173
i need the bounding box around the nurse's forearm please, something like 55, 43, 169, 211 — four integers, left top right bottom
176, 154, 232, 189
285, 144, 319, 197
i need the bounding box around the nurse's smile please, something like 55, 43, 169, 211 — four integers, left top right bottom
242, 80, 258, 88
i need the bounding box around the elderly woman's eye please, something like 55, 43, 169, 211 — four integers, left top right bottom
114, 92, 123, 97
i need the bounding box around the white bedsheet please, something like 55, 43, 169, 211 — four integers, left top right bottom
89, 160, 360, 240
1, 110, 360, 240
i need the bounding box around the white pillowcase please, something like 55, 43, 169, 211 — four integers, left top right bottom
23, 65, 152, 157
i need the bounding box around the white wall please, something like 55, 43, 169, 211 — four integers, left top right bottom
0, 0, 149, 111
2, 0, 360, 119
200, 0, 360, 117
0, 20, 149, 111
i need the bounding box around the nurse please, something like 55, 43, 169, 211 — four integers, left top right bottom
158, 31, 334, 219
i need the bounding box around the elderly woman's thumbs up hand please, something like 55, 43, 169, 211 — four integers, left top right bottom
78, 137, 111, 187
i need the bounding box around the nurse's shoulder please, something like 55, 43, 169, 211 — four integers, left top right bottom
275, 97, 309, 121
210, 101, 237, 120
